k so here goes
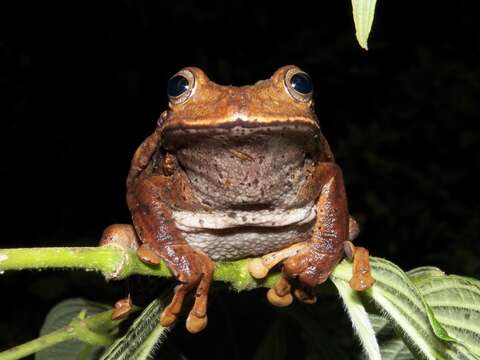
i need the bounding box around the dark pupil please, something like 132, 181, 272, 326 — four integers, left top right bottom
167, 75, 189, 97
290, 73, 313, 94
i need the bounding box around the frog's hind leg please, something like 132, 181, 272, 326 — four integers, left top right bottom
99, 224, 140, 250
99, 224, 139, 320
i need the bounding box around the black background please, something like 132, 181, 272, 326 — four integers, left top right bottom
1, 1, 479, 358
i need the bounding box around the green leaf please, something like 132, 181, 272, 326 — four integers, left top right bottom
367, 313, 414, 359
36, 298, 111, 360
367, 313, 391, 336
407, 266, 446, 283
100, 288, 172, 360
332, 258, 480, 359
332, 278, 381, 360
366, 258, 477, 359
351, 0, 378, 50
132, 321, 170, 360
409, 271, 480, 358
380, 338, 414, 360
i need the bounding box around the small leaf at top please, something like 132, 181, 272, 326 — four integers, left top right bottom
351, 0, 378, 50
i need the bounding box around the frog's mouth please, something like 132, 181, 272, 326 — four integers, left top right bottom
161, 118, 323, 156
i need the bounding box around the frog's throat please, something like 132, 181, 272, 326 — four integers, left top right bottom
172, 202, 316, 232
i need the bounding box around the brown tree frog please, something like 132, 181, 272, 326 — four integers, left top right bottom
100, 66, 373, 333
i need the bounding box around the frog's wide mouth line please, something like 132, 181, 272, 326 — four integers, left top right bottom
162, 118, 321, 147
162, 117, 320, 132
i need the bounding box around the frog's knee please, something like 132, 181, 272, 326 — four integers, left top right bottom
349, 217, 360, 241
99, 224, 139, 250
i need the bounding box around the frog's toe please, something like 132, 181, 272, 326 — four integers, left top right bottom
267, 288, 293, 307
248, 258, 270, 279
160, 250, 213, 333
185, 267, 211, 333
160, 310, 177, 327
160, 284, 189, 327
293, 288, 317, 304
248, 242, 308, 279
349, 246, 374, 291
111, 296, 133, 320
186, 313, 208, 333
267, 275, 293, 307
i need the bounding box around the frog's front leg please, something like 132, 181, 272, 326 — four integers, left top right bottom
250, 163, 373, 304
127, 176, 214, 334
281, 162, 349, 288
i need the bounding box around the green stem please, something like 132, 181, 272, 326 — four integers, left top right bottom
0, 246, 171, 280
0, 246, 355, 360
0, 245, 290, 289
0, 308, 129, 360
0, 328, 75, 360
0, 307, 127, 360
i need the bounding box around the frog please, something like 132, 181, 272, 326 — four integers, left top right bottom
100, 65, 373, 333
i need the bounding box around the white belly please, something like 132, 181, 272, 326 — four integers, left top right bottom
172, 203, 316, 261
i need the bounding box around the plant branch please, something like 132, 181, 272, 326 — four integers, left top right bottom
0, 245, 284, 291
0, 308, 130, 360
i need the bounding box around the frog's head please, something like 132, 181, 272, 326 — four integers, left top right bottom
158, 66, 333, 207
159, 66, 328, 159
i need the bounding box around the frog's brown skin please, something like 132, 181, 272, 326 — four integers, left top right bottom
101, 65, 373, 333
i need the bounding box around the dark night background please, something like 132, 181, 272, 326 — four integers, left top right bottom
1, 1, 479, 359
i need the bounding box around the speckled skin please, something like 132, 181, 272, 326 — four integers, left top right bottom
106, 66, 357, 332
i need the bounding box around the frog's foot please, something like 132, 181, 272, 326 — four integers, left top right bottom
248, 242, 307, 280
99, 224, 139, 250
112, 296, 133, 320
249, 241, 335, 287
249, 217, 358, 280
344, 241, 374, 291
158, 247, 214, 334
282, 244, 340, 290
248, 242, 320, 306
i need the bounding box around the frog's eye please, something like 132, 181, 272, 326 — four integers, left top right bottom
167, 69, 195, 104
284, 68, 313, 102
